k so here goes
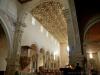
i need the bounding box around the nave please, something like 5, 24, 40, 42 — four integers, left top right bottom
0, 0, 100, 75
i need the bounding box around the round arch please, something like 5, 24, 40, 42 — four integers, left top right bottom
0, 9, 14, 56
84, 15, 100, 42
83, 16, 100, 71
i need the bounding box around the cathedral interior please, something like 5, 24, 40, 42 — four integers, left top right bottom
0, 0, 100, 75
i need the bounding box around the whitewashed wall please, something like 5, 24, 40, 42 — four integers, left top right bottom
0, 0, 8, 11
7, 0, 17, 21
0, 0, 20, 22
21, 13, 60, 54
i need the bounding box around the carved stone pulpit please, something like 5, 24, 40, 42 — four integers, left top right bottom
20, 46, 32, 71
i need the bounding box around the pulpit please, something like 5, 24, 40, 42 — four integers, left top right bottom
19, 46, 32, 72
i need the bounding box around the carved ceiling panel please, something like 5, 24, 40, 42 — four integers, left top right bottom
32, 1, 67, 43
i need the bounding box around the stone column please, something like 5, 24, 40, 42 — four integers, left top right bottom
6, 21, 26, 75
60, 43, 69, 68
63, 0, 83, 67
5, 9, 27, 75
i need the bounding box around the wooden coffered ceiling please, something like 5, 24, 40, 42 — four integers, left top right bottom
32, 1, 67, 43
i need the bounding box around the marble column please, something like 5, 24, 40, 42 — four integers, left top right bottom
63, 0, 83, 67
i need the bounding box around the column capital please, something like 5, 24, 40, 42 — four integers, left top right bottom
16, 21, 26, 28
17, 10, 28, 26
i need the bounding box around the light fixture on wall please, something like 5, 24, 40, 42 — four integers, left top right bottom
89, 53, 93, 59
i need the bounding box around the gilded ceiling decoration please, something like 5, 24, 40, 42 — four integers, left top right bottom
32, 1, 67, 43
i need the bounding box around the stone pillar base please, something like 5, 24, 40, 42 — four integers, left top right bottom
5, 58, 19, 75
5, 65, 16, 75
